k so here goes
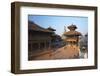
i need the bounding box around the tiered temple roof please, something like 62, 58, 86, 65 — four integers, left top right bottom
64, 24, 82, 36
28, 21, 53, 33
47, 27, 56, 31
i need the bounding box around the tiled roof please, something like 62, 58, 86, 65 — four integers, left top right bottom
47, 27, 56, 31
68, 24, 77, 30
64, 31, 82, 36
28, 21, 53, 33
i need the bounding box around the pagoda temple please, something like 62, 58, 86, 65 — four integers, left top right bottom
62, 24, 82, 58
63, 24, 82, 46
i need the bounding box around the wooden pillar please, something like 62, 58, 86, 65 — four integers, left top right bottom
49, 40, 51, 49
38, 42, 40, 50
45, 41, 47, 50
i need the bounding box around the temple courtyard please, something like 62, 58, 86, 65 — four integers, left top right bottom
28, 22, 88, 60
28, 45, 80, 60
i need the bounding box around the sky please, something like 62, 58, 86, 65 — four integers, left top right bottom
28, 15, 88, 36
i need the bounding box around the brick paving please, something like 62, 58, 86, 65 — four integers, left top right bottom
29, 45, 80, 60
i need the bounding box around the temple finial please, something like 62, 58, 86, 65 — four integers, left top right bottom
64, 26, 66, 32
